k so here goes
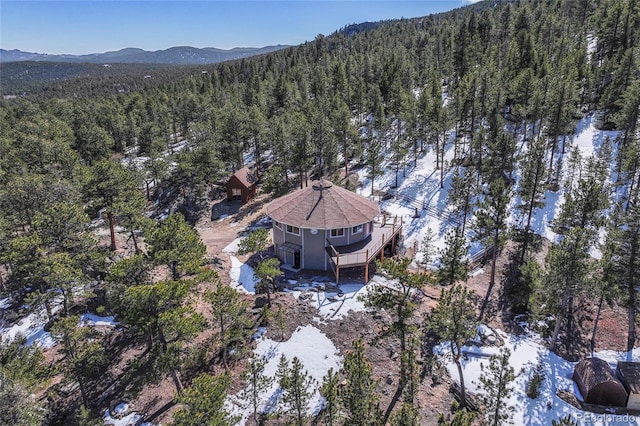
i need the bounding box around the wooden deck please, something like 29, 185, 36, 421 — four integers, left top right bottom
326, 215, 403, 285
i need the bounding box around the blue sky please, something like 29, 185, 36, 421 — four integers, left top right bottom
1, 1, 476, 55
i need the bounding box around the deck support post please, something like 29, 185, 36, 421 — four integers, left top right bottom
365, 249, 370, 282
336, 254, 340, 286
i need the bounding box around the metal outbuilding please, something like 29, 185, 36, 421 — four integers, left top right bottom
573, 357, 628, 407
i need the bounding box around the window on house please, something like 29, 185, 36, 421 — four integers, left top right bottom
286, 224, 300, 235
330, 228, 345, 237
274, 221, 282, 229
352, 224, 363, 234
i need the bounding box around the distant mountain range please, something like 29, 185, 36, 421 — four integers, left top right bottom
0, 45, 290, 65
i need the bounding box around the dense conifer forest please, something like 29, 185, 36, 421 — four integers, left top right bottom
1, 0, 639, 424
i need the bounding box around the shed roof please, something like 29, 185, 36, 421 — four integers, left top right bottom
265, 180, 379, 229
617, 362, 640, 394
228, 166, 257, 189
573, 357, 628, 406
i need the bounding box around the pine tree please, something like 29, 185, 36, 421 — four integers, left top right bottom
240, 355, 274, 425
146, 213, 206, 280
476, 347, 515, 426
277, 356, 316, 426
543, 169, 610, 351
366, 106, 386, 196
362, 257, 430, 351
51, 315, 107, 407
607, 197, 640, 352
448, 167, 477, 234
437, 227, 469, 286
0, 372, 47, 426
0, 336, 48, 425
173, 373, 238, 426
82, 159, 141, 251
437, 408, 477, 425
427, 285, 478, 410
333, 98, 358, 177
340, 339, 382, 426
268, 115, 291, 189
389, 402, 420, 426
117, 279, 206, 390
474, 177, 512, 319
419, 227, 437, 267
254, 257, 283, 308
320, 367, 341, 426
237, 228, 270, 259
515, 136, 548, 262
542, 228, 593, 352
400, 333, 421, 404
206, 272, 251, 369
290, 110, 313, 188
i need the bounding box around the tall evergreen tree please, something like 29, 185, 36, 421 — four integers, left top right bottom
607, 197, 640, 352
240, 355, 274, 425
320, 368, 341, 426
515, 136, 548, 262
427, 285, 478, 410
339, 339, 382, 426
542, 228, 593, 352
448, 167, 477, 234
437, 227, 469, 286
476, 347, 515, 426
474, 177, 512, 319
362, 257, 430, 351
146, 213, 206, 280
83, 159, 141, 251
173, 373, 238, 426
206, 272, 251, 369
51, 315, 107, 407
117, 279, 206, 390
277, 356, 316, 426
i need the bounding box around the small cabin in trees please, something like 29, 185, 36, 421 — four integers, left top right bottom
616, 361, 640, 409
226, 166, 257, 203
265, 180, 402, 284
573, 358, 628, 407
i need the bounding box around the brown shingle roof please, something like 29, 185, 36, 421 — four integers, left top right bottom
228, 166, 257, 188
265, 180, 379, 229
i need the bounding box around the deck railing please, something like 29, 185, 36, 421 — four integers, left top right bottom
326, 216, 402, 269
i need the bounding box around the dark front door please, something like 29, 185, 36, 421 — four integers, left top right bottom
294, 251, 301, 269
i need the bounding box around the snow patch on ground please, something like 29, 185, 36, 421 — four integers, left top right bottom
223, 237, 244, 253
470, 267, 485, 277
1, 311, 55, 348
436, 327, 640, 425
0, 296, 65, 349
229, 255, 259, 294
229, 325, 342, 423
286, 280, 371, 319
80, 313, 118, 327
113, 402, 129, 415
103, 402, 144, 426
0, 296, 12, 309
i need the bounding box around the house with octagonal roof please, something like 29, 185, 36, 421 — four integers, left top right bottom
265, 180, 402, 283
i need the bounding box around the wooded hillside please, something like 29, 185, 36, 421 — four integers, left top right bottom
0, 0, 639, 424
